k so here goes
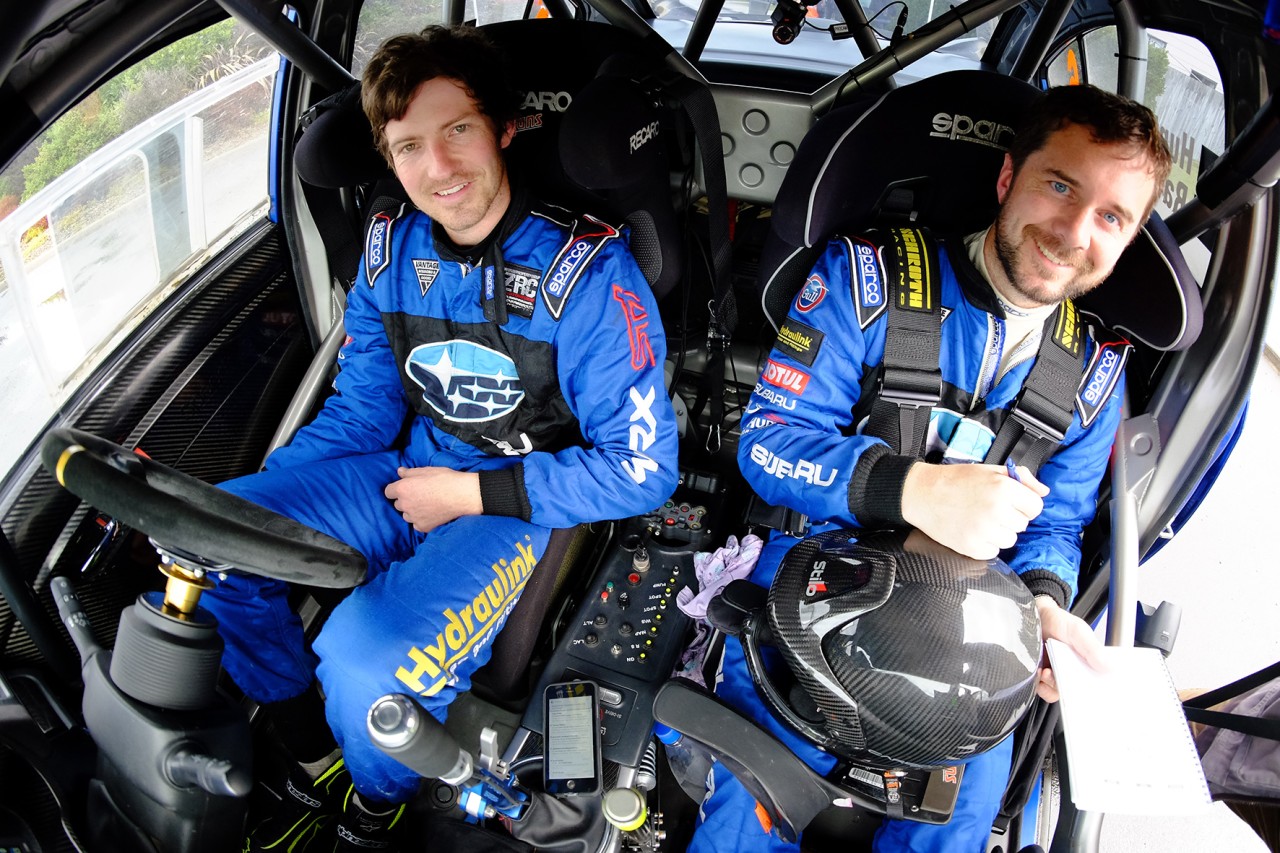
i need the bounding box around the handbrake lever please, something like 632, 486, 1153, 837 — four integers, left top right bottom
368, 693, 475, 785
368, 693, 530, 819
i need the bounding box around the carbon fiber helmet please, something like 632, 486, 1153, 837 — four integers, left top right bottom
762, 529, 1041, 770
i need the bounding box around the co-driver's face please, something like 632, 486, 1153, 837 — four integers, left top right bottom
384, 76, 515, 246
988, 122, 1157, 309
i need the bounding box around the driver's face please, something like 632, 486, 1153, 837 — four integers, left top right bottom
384, 76, 515, 246
986, 122, 1157, 309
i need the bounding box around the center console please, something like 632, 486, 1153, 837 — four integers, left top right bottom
519, 470, 724, 767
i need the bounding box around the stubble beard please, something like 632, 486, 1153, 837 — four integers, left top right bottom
993, 213, 1104, 308
419, 162, 509, 242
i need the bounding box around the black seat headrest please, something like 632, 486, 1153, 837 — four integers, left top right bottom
559, 72, 682, 298
760, 70, 1202, 351
1077, 210, 1201, 351
295, 81, 387, 189
292, 19, 685, 298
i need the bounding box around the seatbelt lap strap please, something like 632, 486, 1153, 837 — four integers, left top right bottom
864, 227, 942, 457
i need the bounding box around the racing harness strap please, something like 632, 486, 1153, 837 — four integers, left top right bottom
863, 227, 943, 459
666, 75, 735, 452
982, 299, 1085, 473
863, 228, 1128, 475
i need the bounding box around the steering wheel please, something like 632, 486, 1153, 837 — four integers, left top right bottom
41, 427, 366, 588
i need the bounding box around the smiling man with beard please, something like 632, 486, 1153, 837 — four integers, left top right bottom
692, 85, 1173, 853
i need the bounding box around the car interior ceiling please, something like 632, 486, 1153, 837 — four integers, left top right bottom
0, 0, 1279, 850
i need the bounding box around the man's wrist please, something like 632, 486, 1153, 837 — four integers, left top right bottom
477, 465, 531, 521
1020, 570, 1070, 609
849, 447, 918, 526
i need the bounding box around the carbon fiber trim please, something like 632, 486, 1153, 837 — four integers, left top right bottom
767, 529, 1040, 769
0, 223, 311, 669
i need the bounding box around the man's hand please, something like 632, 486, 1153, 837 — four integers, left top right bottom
900, 462, 1049, 559
384, 466, 483, 533
1034, 596, 1105, 702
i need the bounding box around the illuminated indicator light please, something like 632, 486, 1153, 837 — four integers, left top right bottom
599, 590, 609, 602
639, 652, 647, 660
664, 517, 675, 525
628, 573, 641, 585
656, 613, 664, 621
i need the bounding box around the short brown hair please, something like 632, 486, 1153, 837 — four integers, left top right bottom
362, 25, 518, 164
1009, 85, 1172, 217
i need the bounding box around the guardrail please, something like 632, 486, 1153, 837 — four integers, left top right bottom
0, 56, 278, 393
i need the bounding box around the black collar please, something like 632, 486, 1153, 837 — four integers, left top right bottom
431, 179, 531, 324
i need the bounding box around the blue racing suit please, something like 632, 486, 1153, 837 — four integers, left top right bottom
690, 230, 1127, 852
202, 193, 679, 802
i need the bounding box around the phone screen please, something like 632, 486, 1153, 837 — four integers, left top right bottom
544, 682, 601, 794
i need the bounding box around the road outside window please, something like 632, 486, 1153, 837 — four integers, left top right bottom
0, 21, 278, 475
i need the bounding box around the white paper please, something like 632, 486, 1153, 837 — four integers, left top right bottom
1046, 638, 1212, 815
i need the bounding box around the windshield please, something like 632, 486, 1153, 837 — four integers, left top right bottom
649, 0, 1001, 84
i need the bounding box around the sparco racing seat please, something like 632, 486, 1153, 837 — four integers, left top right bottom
756, 69, 1202, 354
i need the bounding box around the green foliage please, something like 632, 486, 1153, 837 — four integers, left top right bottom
352, 0, 446, 72
1081, 27, 1170, 107
1145, 41, 1169, 104
12, 18, 270, 201
22, 93, 122, 200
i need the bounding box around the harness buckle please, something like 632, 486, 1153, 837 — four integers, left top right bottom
875, 379, 939, 413
1008, 396, 1069, 444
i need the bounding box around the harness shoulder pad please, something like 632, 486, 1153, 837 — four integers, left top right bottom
840, 234, 889, 330
881, 226, 941, 315
860, 227, 943, 458
1076, 326, 1132, 428
363, 202, 410, 288
539, 213, 622, 321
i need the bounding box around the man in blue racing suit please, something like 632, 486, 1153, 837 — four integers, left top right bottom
200, 25, 678, 852
689, 85, 1172, 852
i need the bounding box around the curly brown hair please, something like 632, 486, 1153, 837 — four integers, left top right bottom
361, 25, 518, 165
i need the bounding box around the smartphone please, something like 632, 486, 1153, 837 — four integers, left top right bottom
542, 681, 603, 796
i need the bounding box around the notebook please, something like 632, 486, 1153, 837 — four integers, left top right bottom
1046, 638, 1212, 815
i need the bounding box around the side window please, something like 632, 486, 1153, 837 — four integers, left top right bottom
0, 20, 276, 472
1045, 28, 1225, 221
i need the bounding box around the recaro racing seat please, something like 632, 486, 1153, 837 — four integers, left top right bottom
652, 70, 1204, 846
289, 19, 691, 709
294, 19, 685, 302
